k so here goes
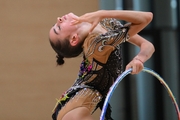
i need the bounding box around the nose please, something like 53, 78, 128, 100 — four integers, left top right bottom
57, 17, 63, 23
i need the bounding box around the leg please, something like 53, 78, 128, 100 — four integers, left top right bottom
61, 107, 94, 120
55, 88, 102, 120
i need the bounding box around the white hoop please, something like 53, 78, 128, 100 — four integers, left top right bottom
100, 67, 180, 120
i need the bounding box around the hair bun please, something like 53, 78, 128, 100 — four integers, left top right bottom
56, 54, 64, 65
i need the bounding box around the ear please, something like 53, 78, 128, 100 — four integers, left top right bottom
70, 34, 79, 46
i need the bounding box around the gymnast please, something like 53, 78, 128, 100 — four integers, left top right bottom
48, 10, 155, 120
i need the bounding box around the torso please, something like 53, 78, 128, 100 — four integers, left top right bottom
73, 18, 130, 96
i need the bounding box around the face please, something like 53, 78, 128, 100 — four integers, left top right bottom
49, 13, 78, 44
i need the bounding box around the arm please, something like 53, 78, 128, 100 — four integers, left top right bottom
72, 10, 154, 74
71, 10, 153, 35
125, 34, 155, 74
97, 10, 153, 37
97, 10, 154, 74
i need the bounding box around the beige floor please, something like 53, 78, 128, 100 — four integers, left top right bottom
0, 1, 101, 119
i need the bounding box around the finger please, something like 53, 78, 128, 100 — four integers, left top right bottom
126, 65, 136, 74
132, 65, 137, 74
70, 16, 80, 25
71, 20, 78, 25
125, 64, 131, 71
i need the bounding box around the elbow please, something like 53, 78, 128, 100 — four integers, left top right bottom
145, 12, 153, 24
149, 42, 155, 55
128, 12, 153, 36
152, 43, 155, 54
142, 40, 155, 58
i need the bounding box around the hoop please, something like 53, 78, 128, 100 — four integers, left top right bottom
100, 67, 180, 120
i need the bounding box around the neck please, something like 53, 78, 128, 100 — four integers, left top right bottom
76, 22, 107, 42
78, 22, 107, 35
77, 22, 91, 40
92, 24, 107, 34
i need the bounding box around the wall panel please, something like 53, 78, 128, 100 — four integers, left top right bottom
0, 0, 99, 120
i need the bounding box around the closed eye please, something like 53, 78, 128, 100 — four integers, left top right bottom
53, 24, 61, 35
53, 28, 59, 35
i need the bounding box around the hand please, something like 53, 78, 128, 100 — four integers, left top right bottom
125, 58, 144, 74
71, 11, 103, 33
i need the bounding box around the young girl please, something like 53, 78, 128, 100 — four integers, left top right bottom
49, 10, 155, 120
